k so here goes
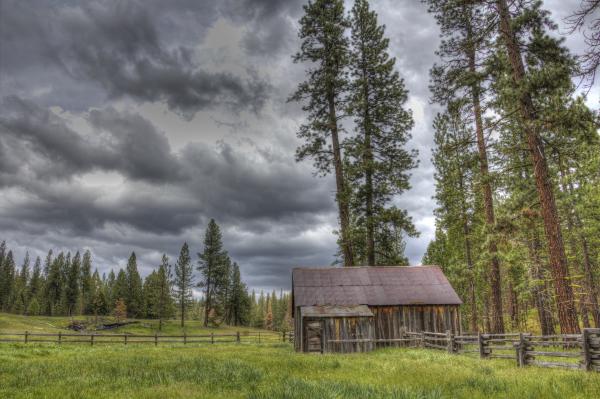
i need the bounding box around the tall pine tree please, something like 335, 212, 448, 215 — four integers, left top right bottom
174, 242, 194, 327
290, 0, 354, 266
346, 0, 417, 266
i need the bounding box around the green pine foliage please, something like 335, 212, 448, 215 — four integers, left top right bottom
346, 0, 418, 266
125, 252, 144, 318
174, 242, 194, 327
426, 0, 600, 332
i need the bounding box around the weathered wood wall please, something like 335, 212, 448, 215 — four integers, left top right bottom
321, 316, 374, 353
371, 305, 461, 344
295, 305, 461, 352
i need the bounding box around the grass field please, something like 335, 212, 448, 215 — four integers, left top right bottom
1, 314, 599, 399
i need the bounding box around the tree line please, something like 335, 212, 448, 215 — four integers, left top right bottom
0, 219, 292, 331
423, 0, 600, 335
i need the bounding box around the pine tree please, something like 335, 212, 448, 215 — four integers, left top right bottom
426, 0, 505, 333
45, 252, 64, 315
264, 295, 273, 330
430, 104, 482, 332
228, 263, 250, 326
0, 250, 15, 311
90, 271, 109, 324
152, 254, 175, 330
346, 0, 417, 266
65, 251, 81, 316
28, 256, 42, 302
27, 297, 40, 316
80, 250, 93, 314
174, 242, 194, 327
197, 219, 229, 327
113, 269, 128, 306
43, 249, 52, 278
125, 252, 143, 318
290, 0, 354, 266
493, 0, 580, 333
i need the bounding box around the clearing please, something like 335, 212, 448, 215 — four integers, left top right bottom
0, 314, 599, 398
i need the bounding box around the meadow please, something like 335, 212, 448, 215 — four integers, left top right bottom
1, 314, 599, 399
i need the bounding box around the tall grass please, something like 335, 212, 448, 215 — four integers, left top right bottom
1, 343, 598, 399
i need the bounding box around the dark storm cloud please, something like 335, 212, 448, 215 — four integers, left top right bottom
220, 0, 305, 57
0, 95, 334, 241
0, 96, 182, 183
0, 0, 270, 117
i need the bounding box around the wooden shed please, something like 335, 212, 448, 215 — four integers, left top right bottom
292, 266, 462, 353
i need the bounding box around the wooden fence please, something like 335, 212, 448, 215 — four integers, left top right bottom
0, 330, 292, 346
418, 329, 600, 372
325, 328, 600, 372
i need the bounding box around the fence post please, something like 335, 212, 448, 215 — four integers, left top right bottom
399, 327, 405, 348
258, 332, 261, 344
516, 332, 530, 367
478, 333, 489, 358
446, 330, 455, 353
236, 331, 240, 343
124, 334, 128, 345
155, 332, 158, 346
211, 333, 214, 344
24, 331, 28, 344
582, 329, 592, 371
58, 331, 62, 345
282, 331, 286, 342
184, 332, 187, 345
91, 334, 94, 346
420, 331, 424, 348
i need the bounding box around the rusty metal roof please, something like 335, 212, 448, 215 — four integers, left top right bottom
292, 266, 462, 308
301, 305, 373, 318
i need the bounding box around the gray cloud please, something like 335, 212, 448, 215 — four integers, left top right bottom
1, 0, 270, 118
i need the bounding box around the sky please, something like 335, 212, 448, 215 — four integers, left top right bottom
0, 0, 594, 293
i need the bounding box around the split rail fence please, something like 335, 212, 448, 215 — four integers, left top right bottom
328, 328, 600, 372
0, 330, 292, 346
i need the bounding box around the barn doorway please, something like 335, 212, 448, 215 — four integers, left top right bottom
304, 320, 323, 353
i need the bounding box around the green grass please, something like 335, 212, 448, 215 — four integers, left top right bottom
0, 312, 269, 335
1, 314, 599, 398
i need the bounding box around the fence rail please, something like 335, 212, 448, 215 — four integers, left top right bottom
321, 328, 600, 373
0, 330, 293, 346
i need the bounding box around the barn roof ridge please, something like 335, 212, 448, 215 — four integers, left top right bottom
292, 265, 442, 270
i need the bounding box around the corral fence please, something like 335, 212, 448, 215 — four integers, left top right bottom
0, 330, 293, 346
325, 328, 600, 372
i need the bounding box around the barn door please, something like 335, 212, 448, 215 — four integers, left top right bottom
304, 320, 323, 353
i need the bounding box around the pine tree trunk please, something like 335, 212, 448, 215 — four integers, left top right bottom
508, 282, 519, 330
563, 171, 600, 327
361, 43, 375, 266
181, 293, 185, 328
579, 232, 600, 327
362, 69, 375, 266
469, 74, 504, 332
204, 275, 211, 327
527, 232, 556, 335
559, 165, 591, 328
484, 293, 492, 332
496, 0, 579, 333
461, 195, 478, 333
455, 140, 478, 332
328, 92, 354, 266
465, 13, 504, 333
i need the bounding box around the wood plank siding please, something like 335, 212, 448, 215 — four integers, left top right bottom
295, 304, 461, 352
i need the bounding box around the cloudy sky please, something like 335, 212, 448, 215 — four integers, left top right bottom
0, 0, 595, 293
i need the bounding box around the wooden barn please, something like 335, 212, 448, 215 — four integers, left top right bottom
292, 266, 462, 353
